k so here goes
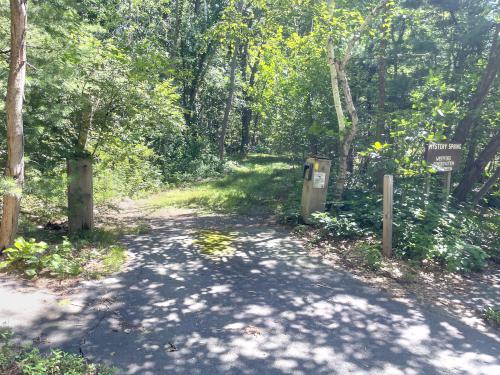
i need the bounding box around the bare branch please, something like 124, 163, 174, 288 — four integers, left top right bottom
341, 0, 391, 67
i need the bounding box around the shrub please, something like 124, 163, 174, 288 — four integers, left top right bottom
44, 238, 81, 277
355, 242, 382, 271
431, 241, 489, 273
0, 238, 48, 277
0, 328, 16, 372
0, 237, 81, 278
14, 346, 116, 375
311, 212, 363, 239
482, 307, 500, 328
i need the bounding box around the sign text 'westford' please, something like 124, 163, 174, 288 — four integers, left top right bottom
425, 143, 463, 172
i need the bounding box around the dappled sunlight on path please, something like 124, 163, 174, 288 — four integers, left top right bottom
1, 208, 499, 374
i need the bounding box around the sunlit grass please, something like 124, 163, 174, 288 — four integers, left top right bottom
85, 245, 127, 279
143, 154, 301, 215
194, 230, 236, 259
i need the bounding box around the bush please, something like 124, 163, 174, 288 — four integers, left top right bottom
431, 241, 489, 273
355, 242, 382, 271
0, 238, 49, 277
482, 307, 500, 328
0, 328, 16, 372
1, 328, 116, 375
0, 237, 80, 278
307, 176, 496, 274
311, 212, 363, 239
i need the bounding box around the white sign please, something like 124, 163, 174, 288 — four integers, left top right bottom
313, 172, 326, 189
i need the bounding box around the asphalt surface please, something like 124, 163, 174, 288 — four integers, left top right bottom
1, 209, 499, 374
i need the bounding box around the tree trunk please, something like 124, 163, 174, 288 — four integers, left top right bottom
67, 158, 93, 233
327, 36, 346, 138
453, 132, 500, 202
376, 30, 387, 140
327, 0, 389, 201
452, 25, 499, 144
67, 104, 95, 234
241, 106, 252, 154
240, 51, 259, 155
0, 0, 27, 250
333, 63, 359, 200
218, 46, 238, 161
472, 167, 500, 207
172, 0, 186, 55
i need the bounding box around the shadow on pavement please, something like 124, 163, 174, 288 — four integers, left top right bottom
2, 212, 499, 374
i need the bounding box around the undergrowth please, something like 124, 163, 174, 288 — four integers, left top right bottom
0, 226, 130, 280
0, 327, 116, 374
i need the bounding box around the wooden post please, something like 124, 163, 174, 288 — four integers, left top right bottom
383, 174, 393, 257
443, 170, 451, 209
425, 173, 430, 196
67, 157, 93, 234
301, 157, 332, 223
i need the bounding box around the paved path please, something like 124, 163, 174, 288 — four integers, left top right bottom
1, 209, 499, 374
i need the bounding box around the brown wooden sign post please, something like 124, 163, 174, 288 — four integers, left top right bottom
425, 143, 463, 208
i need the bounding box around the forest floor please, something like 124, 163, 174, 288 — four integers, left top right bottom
0, 155, 499, 374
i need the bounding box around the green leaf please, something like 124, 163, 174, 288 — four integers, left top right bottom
25, 268, 38, 277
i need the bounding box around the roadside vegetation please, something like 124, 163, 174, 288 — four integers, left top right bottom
0, 328, 116, 375
0, 228, 130, 280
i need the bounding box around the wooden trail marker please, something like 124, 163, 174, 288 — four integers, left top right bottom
425, 142, 462, 208
383, 175, 393, 257
443, 170, 452, 209
67, 157, 94, 234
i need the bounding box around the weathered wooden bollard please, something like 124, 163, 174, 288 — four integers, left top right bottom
67, 157, 94, 234
300, 157, 331, 223
383, 174, 393, 257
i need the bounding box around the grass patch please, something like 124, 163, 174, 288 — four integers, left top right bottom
194, 230, 236, 259
143, 154, 301, 216
87, 245, 127, 279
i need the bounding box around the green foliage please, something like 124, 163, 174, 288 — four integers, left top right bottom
0, 238, 49, 278
1, 0, 498, 281
99, 245, 127, 276
1, 327, 117, 374
311, 212, 363, 240
431, 241, 488, 273
44, 238, 82, 277
482, 307, 500, 328
0, 237, 81, 278
308, 176, 496, 274
0, 232, 128, 279
0, 177, 22, 197
15, 346, 116, 375
355, 242, 382, 271
145, 154, 299, 215
94, 141, 163, 204
392, 181, 494, 272
0, 328, 16, 372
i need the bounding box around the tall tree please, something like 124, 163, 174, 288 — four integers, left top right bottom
454, 131, 500, 202
218, 45, 239, 160
452, 24, 499, 144
0, 0, 27, 250
327, 0, 390, 200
